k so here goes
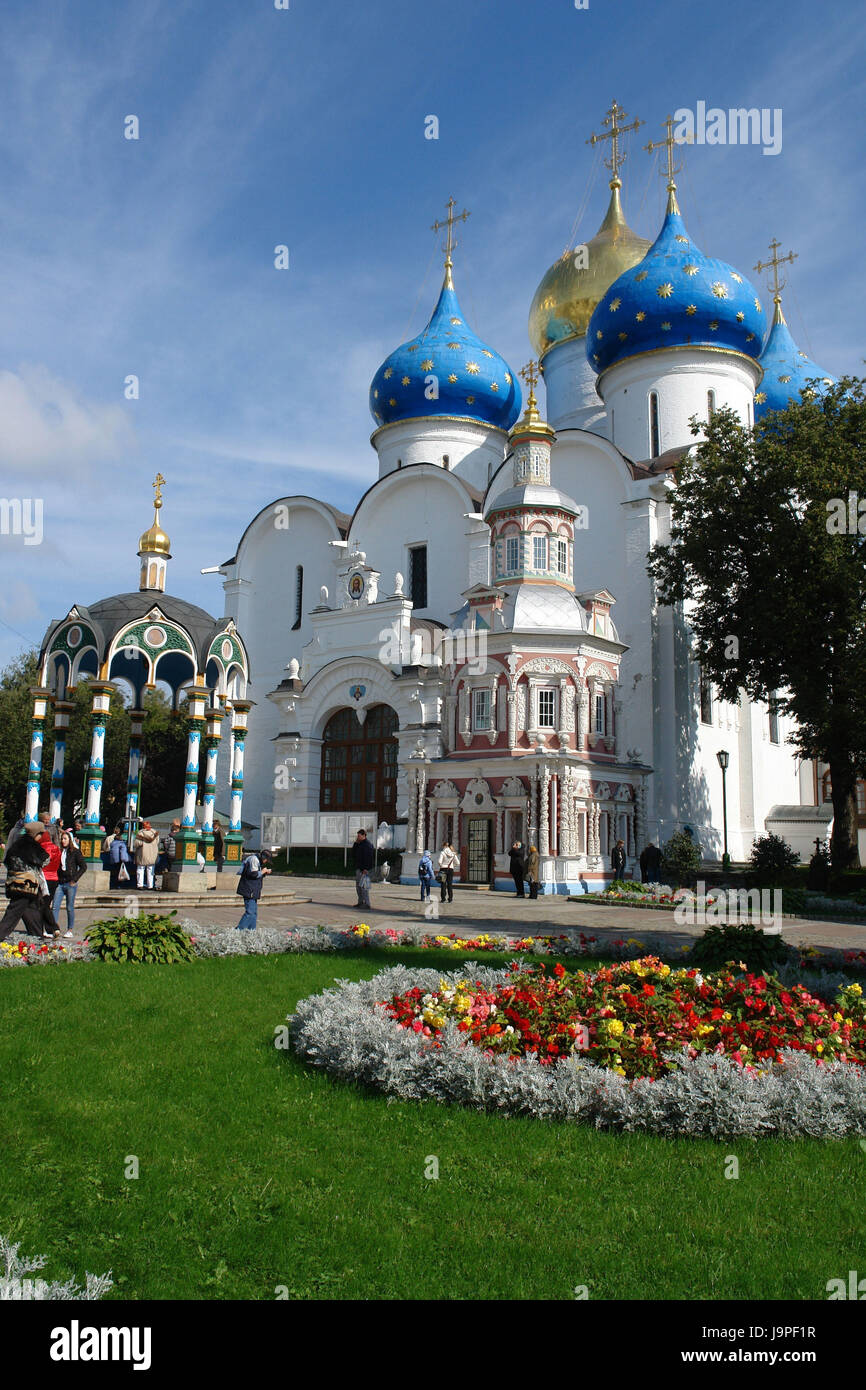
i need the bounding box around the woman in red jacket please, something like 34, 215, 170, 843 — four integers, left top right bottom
36, 831, 61, 937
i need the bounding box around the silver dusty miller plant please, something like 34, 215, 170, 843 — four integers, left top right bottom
288, 964, 866, 1140
0, 1235, 112, 1300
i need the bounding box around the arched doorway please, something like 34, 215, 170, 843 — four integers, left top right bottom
320, 705, 398, 823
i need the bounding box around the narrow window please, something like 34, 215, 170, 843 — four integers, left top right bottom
707, 389, 716, 420
699, 668, 713, 724
538, 689, 556, 728
442, 454, 450, 468
556, 538, 569, 575
768, 694, 780, 744
292, 565, 303, 630
506, 535, 520, 572
472, 688, 491, 731
409, 545, 428, 609
594, 692, 605, 734
532, 533, 547, 570
649, 391, 660, 459
610, 407, 615, 443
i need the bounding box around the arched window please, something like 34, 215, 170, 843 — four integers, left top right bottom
649, 392, 661, 459
320, 704, 399, 822
707, 389, 716, 420
292, 565, 303, 631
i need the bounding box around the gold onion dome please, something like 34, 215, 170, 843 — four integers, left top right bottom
528, 180, 651, 359
138, 474, 171, 556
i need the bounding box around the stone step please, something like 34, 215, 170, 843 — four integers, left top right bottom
73, 892, 311, 909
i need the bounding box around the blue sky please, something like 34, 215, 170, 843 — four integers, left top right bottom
0, 0, 862, 671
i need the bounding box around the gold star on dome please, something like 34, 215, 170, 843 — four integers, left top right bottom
420, 358, 434, 370
466, 395, 475, 404
736, 311, 745, 322
592, 353, 599, 363
675, 235, 689, 243
450, 317, 462, 325
482, 349, 494, 358
635, 311, 646, 322
384, 367, 393, 379
401, 376, 410, 385
618, 331, 628, 341
754, 298, 762, 312
709, 321, 719, 330
685, 305, 697, 315
491, 382, 500, 391
407, 345, 419, 352
609, 297, 621, 311
466, 362, 480, 374
798, 351, 808, 359
596, 329, 603, 339
711, 283, 728, 298
657, 283, 673, 298
661, 321, 671, 331
448, 373, 458, 383
389, 397, 397, 407
447, 341, 460, 349
504, 373, 512, 384
635, 270, 648, 281
755, 391, 767, 403
746, 333, 756, 342
373, 389, 378, 398
731, 272, 743, 283
683, 264, 698, 276
779, 374, 791, 383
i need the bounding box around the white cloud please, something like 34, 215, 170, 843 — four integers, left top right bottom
0, 365, 136, 476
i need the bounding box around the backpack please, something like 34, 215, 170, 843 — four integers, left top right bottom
418, 856, 433, 880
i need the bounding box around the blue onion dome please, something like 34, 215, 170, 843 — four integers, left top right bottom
755, 298, 835, 420
370, 268, 521, 431
586, 188, 765, 376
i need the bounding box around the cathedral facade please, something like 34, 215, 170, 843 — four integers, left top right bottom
213, 111, 834, 891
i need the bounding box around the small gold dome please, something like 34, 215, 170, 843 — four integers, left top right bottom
528, 181, 651, 359
138, 519, 171, 556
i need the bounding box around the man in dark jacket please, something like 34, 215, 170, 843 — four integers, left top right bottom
611, 839, 627, 879
642, 842, 662, 884
0, 825, 55, 939
351, 829, 374, 909
236, 849, 272, 930
509, 842, 526, 898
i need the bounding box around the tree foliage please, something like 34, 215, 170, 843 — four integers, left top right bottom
648, 379, 866, 869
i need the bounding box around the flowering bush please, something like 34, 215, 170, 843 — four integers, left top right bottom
382, 956, 866, 1080
0, 938, 91, 967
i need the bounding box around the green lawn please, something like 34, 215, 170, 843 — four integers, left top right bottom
0, 947, 862, 1300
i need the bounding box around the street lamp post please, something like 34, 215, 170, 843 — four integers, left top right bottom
716, 749, 730, 871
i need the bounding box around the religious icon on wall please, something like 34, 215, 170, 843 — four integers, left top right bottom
348, 572, 365, 600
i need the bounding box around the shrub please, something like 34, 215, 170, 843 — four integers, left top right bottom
688, 923, 794, 974
85, 911, 196, 964
750, 832, 801, 886
781, 886, 807, 915
660, 830, 701, 887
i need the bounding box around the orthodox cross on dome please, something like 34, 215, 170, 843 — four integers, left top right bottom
519, 359, 540, 413
644, 114, 685, 211
432, 197, 470, 286
152, 472, 166, 513
754, 238, 797, 321
587, 100, 644, 188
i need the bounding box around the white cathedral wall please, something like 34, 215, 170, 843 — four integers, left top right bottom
541, 337, 608, 435
218, 499, 346, 829
596, 349, 762, 462
371, 416, 507, 492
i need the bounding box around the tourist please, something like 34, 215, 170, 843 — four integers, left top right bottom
39, 811, 60, 846
640, 842, 661, 884
236, 849, 272, 930
4, 811, 26, 853
71, 818, 83, 847
134, 820, 160, 890
53, 830, 87, 937
509, 841, 526, 898
351, 828, 374, 910
213, 820, 225, 873
611, 838, 626, 878
0, 824, 55, 940
436, 839, 458, 903
40, 830, 61, 901
526, 844, 540, 900
109, 826, 132, 889
418, 849, 434, 901
157, 819, 180, 876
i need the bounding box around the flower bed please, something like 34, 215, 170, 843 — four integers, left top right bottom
382, 956, 866, 1079
289, 961, 866, 1138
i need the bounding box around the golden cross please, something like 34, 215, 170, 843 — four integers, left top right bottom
519, 360, 540, 410
431, 197, 470, 272
152, 472, 166, 511
754, 238, 797, 301
644, 114, 685, 189
587, 100, 644, 184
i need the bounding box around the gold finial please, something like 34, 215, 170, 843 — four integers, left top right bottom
754, 238, 797, 323
152, 472, 166, 515
431, 197, 470, 287
519, 360, 541, 418
587, 100, 644, 188
644, 114, 686, 213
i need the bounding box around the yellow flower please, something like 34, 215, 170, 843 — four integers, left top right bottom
613, 1066, 626, 1076
849, 983, 862, 996
607, 1019, 625, 1037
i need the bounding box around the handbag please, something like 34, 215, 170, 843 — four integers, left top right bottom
5, 868, 40, 899
118, 863, 130, 883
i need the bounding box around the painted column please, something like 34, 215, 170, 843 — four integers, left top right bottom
200, 706, 224, 864
550, 773, 558, 859
406, 776, 418, 854
415, 767, 428, 852
636, 780, 647, 853
175, 683, 209, 872
24, 688, 52, 823
125, 709, 146, 823
48, 699, 74, 823
539, 765, 550, 857
80, 682, 115, 863
507, 690, 517, 749
224, 698, 252, 867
